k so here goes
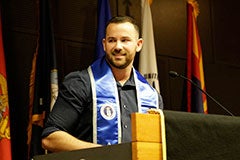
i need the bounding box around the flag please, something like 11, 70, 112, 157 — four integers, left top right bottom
185, 0, 207, 113
95, 0, 112, 60
139, 0, 160, 93
27, 0, 58, 158
0, 11, 12, 160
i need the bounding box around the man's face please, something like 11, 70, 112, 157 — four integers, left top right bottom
102, 22, 143, 69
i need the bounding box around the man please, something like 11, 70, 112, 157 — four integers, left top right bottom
41, 16, 163, 152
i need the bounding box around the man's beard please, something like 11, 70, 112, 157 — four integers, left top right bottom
106, 53, 132, 69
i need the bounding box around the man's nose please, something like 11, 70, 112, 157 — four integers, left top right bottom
114, 41, 123, 50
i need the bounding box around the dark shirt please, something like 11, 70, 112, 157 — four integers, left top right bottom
42, 69, 164, 143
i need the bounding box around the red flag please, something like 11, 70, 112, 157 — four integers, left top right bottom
0, 12, 12, 160
186, 0, 208, 113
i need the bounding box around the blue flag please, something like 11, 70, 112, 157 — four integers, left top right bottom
95, 0, 112, 60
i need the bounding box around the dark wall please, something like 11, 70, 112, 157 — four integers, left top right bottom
1, 0, 240, 160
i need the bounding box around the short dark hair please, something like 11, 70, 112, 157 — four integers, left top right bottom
105, 16, 140, 37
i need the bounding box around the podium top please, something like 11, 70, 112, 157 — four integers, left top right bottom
163, 110, 240, 160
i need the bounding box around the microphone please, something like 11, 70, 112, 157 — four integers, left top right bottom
169, 71, 234, 116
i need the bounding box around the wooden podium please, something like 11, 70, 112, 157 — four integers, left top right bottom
33, 110, 240, 160
33, 112, 166, 160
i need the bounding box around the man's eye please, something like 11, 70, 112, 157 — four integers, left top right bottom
108, 39, 115, 43
122, 39, 129, 42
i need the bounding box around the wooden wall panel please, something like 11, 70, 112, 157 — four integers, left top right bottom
3, 0, 37, 33
157, 56, 171, 109
197, 0, 213, 63
117, 0, 141, 25
211, 0, 240, 67
52, 0, 98, 43
168, 58, 186, 110
50, 0, 100, 81
205, 64, 240, 116
62, 41, 95, 76
152, 0, 186, 58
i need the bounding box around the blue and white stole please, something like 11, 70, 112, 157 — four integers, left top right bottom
87, 57, 159, 145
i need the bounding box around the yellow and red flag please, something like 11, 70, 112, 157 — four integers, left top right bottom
0, 11, 12, 160
186, 0, 208, 113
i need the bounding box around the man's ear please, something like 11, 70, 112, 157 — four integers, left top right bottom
136, 38, 143, 52
102, 39, 106, 51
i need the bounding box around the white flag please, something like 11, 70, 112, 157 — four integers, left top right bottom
139, 0, 160, 93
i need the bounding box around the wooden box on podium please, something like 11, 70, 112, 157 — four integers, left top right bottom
131, 113, 164, 160
33, 112, 165, 160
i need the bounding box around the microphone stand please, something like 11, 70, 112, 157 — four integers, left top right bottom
169, 71, 234, 116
